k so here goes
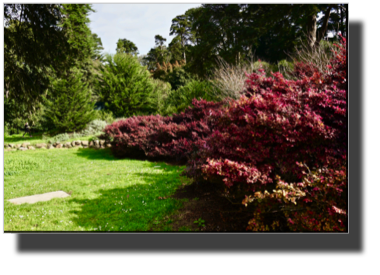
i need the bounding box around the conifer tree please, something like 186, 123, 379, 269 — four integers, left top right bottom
97, 53, 158, 118
44, 71, 96, 132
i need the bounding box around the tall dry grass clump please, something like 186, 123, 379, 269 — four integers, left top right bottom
210, 56, 272, 100
290, 38, 335, 74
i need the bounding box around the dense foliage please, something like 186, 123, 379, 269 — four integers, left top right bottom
184, 36, 347, 231
161, 80, 219, 115
102, 99, 225, 162
96, 53, 159, 118
43, 71, 96, 132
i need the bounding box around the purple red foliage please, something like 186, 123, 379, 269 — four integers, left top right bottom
184, 36, 347, 231
102, 99, 225, 162
102, 37, 347, 232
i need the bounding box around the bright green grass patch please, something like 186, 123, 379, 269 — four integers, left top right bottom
4, 148, 186, 231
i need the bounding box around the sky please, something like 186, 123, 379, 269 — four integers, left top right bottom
88, 3, 201, 56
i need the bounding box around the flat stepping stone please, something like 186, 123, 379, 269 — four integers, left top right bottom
8, 191, 70, 205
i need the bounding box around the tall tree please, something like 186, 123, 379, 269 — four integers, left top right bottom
154, 35, 171, 64
168, 36, 184, 64
43, 70, 96, 132
169, 14, 193, 62
143, 36, 171, 70
4, 4, 95, 125
116, 38, 139, 55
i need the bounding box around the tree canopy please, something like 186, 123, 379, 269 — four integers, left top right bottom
4, 4, 95, 113
116, 38, 139, 55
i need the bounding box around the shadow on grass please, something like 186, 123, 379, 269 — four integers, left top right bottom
68, 167, 184, 232
74, 147, 187, 167
74, 148, 118, 161
4, 133, 44, 143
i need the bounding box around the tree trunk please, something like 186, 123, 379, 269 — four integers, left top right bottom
308, 5, 333, 50
317, 5, 333, 45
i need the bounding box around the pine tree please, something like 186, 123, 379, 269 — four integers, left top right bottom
44, 71, 96, 132
97, 53, 158, 118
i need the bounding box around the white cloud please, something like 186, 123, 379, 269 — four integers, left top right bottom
88, 3, 201, 55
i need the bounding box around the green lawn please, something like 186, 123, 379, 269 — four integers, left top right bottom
4, 147, 188, 231
4, 132, 100, 145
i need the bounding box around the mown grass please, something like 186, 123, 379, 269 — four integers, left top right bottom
4, 132, 99, 146
4, 147, 188, 231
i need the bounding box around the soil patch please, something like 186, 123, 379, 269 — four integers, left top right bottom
167, 181, 254, 232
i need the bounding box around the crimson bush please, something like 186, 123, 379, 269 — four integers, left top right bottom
102, 99, 225, 162
184, 36, 347, 231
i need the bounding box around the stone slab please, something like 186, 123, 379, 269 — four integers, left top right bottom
8, 191, 70, 205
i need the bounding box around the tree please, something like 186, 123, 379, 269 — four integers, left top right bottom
154, 35, 171, 64
91, 33, 104, 61
170, 14, 193, 62
143, 36, 171, 70
116, 38, 139, 55
4, 4, 96, 129
168, 36, 183, 64
97, 53, 157, 117
181, 4, 346, 78
143, 47, 160, 71
43, 70, 96, 132
325, 4, 348, 39
155, 35, 166, 49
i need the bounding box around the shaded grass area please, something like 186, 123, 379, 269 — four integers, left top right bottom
4, 132, 99, 145
4, 148, 187, 231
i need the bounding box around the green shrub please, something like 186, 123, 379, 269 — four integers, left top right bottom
164, 67, 193, 91
277, 60, 294, 78
47, 133, 70, 144
94, 110, 115, 124
79, 119, 107, 136
97, 53, 158, 118
161, 80, 218, 115
151, 79, 172, 115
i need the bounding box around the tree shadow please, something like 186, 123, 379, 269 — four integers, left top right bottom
4, 133, 44, 143
74, 147, 187, 167
68, 161, 185, 232
74, 148, 118, 161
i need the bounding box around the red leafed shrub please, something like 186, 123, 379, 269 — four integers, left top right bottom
103, 115, 166, 159
102, 99, 225, 162
184, 37, 347, 231
292, 62, 321, 79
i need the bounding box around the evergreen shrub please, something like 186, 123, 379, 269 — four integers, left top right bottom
43, 71, 96, 132
164, 67, 193, 91
161, 80, 218, 116
97, 53, 158, 118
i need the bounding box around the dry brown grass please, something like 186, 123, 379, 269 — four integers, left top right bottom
210, 57, 271, 100
290, 38, 335, 74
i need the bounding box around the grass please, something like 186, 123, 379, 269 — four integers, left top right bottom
4, 147, 188, 231
4, 132, 100, 146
